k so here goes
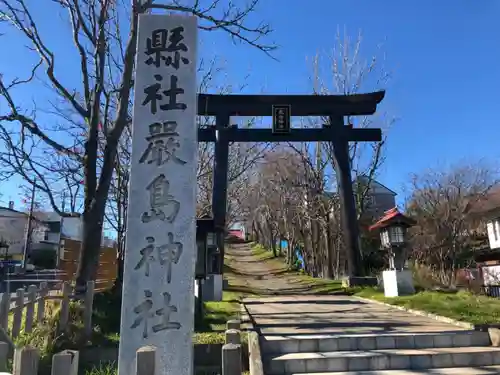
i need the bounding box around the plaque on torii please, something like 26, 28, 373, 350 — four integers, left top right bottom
197, 91, 385, 281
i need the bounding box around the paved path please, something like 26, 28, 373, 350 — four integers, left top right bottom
225, 243, 342, 295
228, 243, 466, 337
243, 295, 466, 338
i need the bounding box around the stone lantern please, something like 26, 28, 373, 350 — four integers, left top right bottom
369, 207, 416, 297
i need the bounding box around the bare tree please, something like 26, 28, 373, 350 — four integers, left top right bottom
406, 160, 498, 286
0, 0, 275, 290
245, 29, 395, 280
291, 28, 395, 277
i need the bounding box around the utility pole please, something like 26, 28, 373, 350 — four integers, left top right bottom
22, 179, 36, 270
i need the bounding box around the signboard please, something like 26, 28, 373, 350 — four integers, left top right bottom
272, 104, 291, 134
117, 14, 198, 375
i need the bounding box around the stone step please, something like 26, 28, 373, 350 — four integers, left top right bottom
265, 346, 500, 374
261, 330, 491, 354
289, 366, 500, 374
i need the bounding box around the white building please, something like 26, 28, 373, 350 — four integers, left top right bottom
0, 203, 116, 259
0, 204, 47, 258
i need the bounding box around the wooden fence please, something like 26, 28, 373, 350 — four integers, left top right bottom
58, 238, 117, 292
0, 281, 95, 340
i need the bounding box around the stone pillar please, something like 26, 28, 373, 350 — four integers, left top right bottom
222, 343, 241, 375
117, 14, 198, 375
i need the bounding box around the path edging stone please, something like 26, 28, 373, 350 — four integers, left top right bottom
353, 295, 474, 329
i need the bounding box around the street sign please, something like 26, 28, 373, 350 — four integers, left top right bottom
272, 104, 291, 134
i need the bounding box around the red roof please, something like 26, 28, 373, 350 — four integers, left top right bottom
369, 207, 416, 231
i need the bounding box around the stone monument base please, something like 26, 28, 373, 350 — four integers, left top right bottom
342, 276, 378, 288
382, 269, 415, 297
202, 274, 223, 302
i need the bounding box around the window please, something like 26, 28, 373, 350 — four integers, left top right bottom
389, 226, 405, 244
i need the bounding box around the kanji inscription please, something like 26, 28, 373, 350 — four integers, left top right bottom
142, 74, 187, 115
141, 174, 180, 223
134, 234, 183, 283
145, 27, 190, 69
130, 289, 181, 339
139, 121, 187, 166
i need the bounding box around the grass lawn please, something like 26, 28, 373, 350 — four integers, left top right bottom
353, 287, 500, 326
194, 290, 244, 344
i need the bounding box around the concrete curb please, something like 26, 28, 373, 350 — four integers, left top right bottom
240, 303, 253, 331
353, 295, 475, 330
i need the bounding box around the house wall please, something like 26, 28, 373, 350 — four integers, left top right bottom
0, 208, 48, 257
482, 264, 500, 285
0, 208, 26, 256
365, 193, 397, 220
61, 217, 83, 241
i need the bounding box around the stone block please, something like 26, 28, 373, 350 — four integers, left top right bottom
471, 331, 491, 346
298, 339, 318, 352
279, 340, 299, 354
325, 357, 348, 372
389, 354, 410, 369
318, 338, 338, 352
225, 329, 240, 345
222, 344, 241, 375
410, 354, 432, 369
357, 336, 376, 350
267, 359, 283, 375
342, 276, 378, 288
452, 333, 472, 347
348, 356, 370, 371
382, 269, 415, 297
226, 320, 241, 330
432, 353, 453, 368
337, 337, 355, 351
303, 358, 328, 373
284, 359, 305, 374
414, 334, 434, 349
472, 352, 493, 366
370, 355, 389, 370
394, 335, 415, 349
489, 328, 500, 347
376, 336, 395, 349
433, 334, 453, 348
452, 352, 473, 367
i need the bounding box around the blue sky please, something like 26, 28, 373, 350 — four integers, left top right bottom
1, 0, 500, 209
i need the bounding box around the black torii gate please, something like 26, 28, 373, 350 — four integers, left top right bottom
196, 91, 385, 281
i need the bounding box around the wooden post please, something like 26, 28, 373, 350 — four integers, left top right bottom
51, 350, 79, 375
0, 341, 8, 372
136, 346, 157, 375
12, 288, 24, 339
59, 282, 71, 332
83, 281, 95, 338
0, 292, 10, 331
13, 346, 39, 375
222, 343, 242, 375
24, 285, 37, 333
37, 282, 48, 324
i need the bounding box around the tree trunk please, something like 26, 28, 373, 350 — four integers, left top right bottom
112, 232, 125, 295
76, 201, 107, 292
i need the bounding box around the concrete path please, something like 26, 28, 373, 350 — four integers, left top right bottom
225, 243, 328, 295
243, 295, 466, 338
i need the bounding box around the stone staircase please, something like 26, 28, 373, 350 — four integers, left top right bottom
261, 330, 500, 374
